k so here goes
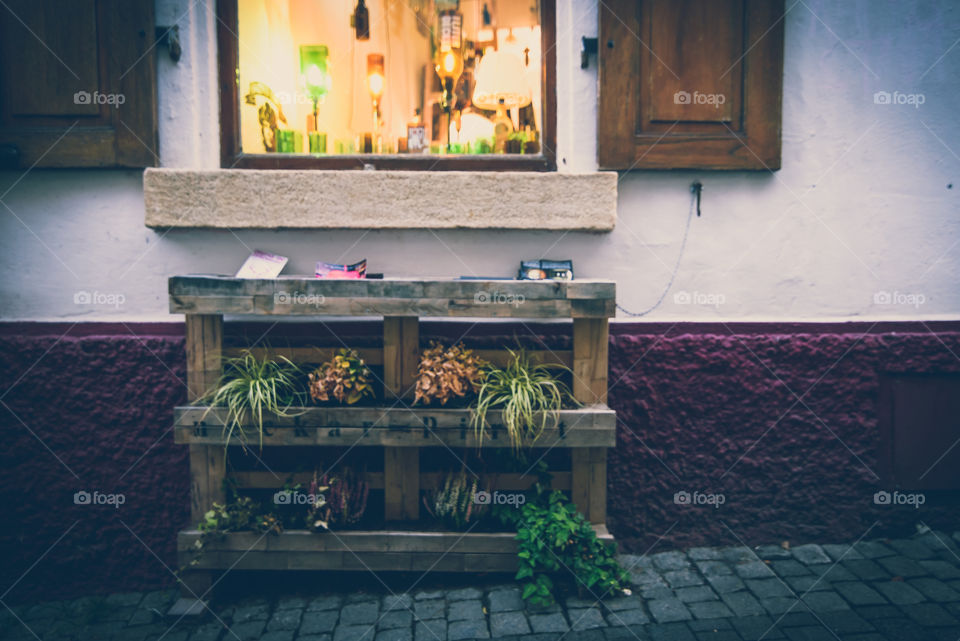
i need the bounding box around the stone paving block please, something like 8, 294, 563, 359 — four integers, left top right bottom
415, 619, 446, 641
487, 588, 522, 612
791, 545, 831, 566
334, 625, 376, 641
820, 543, 864, 562
630, 570, 669, 591
730, 615, 785, 641
347, 594, 379, 604
603, 595, 646, 612
652, 551, 692, 571
781, 625, 836, 640
266, 608, 302, 631
784, 576, 830, 593
872, 580, 925, 605
854, 605, 904, 619
903, 602, 960, 627
382, 595, 413, 612
606, 608, 650, 626
648, 598, 693, 623
646, 622, 696, 641
642, 587, 677, 600
566, 596, 601, 609
799, 591, 850, 612
141, 590, 178, 611
920, 559, 960, 580
259, 632, 295, 641
446, 588, 482, 602
276, 596, 307, 610
735, 561, 775, 579
301, 610, 340, 634
770, 560, 810, 577
229, 620, 267, 641
489, 611, 530, 637
744, 579, 792, 599
414, 590, 445, 601
755, 545, 794, 560
720, 591, 765, 617
887, 538, 937, 560
603, 627, 654, 641
528, 612, 569, 634
675, 586, 718, 604
721, 548, 755, 564
908, 577, 960, 602
664, 569, 704, 588
298, 635, 333, 641
687, 547, 723, 561
378, 611, 413, 630
705, 574, 745, 594
688, 617, 733, 632
687, 601, 733, 619
691, 631, 740, 641
778, 612, 818, 627
446, 600, 483, 622
853, 541, 895, 559
187, 622, 225, 641
231, 602, 271, 624
832, 582, 887, 606
309, 595, 344, 612
696, 561, 732, 577
806, 564, 857, 582
414, 600, 445, 621
569, 607, 606, 631
759, 597, 804, 615
842, 559, 890, 581
817, 610, 876, 634
341, 602, 380, 626
869, 617, 928, 640
375, 628, 413, 641
106, 592, 145, 608
878, 555, 929, 578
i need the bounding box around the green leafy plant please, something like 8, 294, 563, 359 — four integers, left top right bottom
201, 351, 304, 452
414, 341, 487, 406
471, 348, 575, 451
512, 487, 627, 607
185, 496, 281, 568
308, 348, 375, 405
423, 468, 487, 529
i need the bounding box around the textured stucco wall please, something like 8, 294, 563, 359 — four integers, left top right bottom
2, 322, 958, 603
1, 1, 959, 320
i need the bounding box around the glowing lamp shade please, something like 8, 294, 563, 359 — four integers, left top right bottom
367, 54, 385, 100
299, 45, 331, 102
472, 51, 531, 111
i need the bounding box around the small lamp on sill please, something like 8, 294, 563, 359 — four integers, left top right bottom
299, 45, 331, 153
367, 53, 385, 134
472, 50, 531, 153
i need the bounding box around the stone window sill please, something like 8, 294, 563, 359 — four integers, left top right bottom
143, 169, 616, 231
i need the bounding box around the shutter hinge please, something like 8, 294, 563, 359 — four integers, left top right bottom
580, 37, 598, 69
155, 25, 182, 63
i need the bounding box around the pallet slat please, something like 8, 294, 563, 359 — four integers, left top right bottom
231, 471, 572, 491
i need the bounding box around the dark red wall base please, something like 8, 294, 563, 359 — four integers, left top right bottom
1, 321, 958, 603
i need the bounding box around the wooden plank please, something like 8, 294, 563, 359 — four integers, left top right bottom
571, 447, 607, 524
383, 316, 418, 399
185, 315, 225, 524
222, 346, 569, 368
384, 447, 419, 521
572, 318, 609, 404
232, 470, 572, 491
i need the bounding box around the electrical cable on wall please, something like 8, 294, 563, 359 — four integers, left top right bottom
616, 181, 701, 317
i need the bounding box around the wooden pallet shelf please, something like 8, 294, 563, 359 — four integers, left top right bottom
170, 275, 615, 606
173, 405, 615, 448
178, 526, 613, 573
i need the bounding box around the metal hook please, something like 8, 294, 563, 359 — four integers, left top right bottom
691, 181, 703, 217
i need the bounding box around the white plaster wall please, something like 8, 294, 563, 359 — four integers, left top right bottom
1, 0, 958, 322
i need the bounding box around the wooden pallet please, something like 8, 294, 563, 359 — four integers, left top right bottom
171, 276, 615, 609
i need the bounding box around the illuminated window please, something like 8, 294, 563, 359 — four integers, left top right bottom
222, 0, 555, 170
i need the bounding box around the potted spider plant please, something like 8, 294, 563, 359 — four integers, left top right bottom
471, 348, 576, 451
201, 351, 305, 451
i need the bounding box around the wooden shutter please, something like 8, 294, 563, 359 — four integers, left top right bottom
0, 0, 157, 168
598, 0, 783, 170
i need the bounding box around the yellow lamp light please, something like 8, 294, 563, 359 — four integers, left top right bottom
472, 51, 531, 152
367, 54, 385, 130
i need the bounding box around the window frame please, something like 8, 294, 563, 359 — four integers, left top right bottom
217, 0, 557, 171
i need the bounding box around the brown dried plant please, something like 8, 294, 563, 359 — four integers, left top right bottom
413, 341, 487, 406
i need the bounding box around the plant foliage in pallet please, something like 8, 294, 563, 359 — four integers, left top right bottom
423, 468, 488, 529
308, 348, 375, 405
413, 341, 487, 406
472, 348, 576, 451
498, 485, 628, 607
201, 351, 305, 452
306, 468, 370, 531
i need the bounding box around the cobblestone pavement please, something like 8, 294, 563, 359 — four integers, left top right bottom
4, 531, 960, 641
